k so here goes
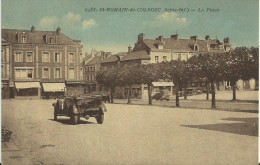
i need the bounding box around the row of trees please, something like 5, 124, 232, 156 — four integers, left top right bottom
96, 47, 258, 108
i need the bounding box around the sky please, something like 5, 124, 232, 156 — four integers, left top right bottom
1, 0, 259, 55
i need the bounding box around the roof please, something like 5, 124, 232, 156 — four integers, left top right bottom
86, 56, 102, 65
121, 50, 150, 61
142, 38, 225, 53
100, 55, 120, 63
152, 82, 174, 87
2, 28, 80, 45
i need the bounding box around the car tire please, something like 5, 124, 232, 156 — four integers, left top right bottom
96, 114, 104, 124
54, 113, 57, 121
71, 113, 80, 125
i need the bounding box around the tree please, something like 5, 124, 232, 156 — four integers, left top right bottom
162, 60, 188, 107
222, 51, 242, 100
96, 67, 121, 103
119, 64, 143, 104
141, 63, 160, 105
196, 53, 225, 108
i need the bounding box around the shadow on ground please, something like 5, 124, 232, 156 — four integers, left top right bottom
182, 117, 258, 137
49, 119, 96, 125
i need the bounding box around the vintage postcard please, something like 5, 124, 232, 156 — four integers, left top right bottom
1, 0, 259, 164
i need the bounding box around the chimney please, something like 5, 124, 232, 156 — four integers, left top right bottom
158, 36, 163, 42
138, 33, 145, 43
224, 37, 230, 43
128, 44, 132, 53
205, 35, 210, 40
190, 35, 198, 41
31, 26, 35, 32
171, 34, 179, 40
56, 27, 62, 34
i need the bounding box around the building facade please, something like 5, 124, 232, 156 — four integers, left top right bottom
2, 26, 84, 98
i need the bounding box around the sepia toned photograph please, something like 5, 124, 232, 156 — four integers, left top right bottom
1, 0, 259, 164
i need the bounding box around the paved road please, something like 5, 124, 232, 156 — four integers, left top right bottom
2, 99, 258, 165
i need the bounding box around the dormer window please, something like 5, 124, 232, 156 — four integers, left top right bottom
21, 35, 27, 43
194, 45, 198, 51
157, 44, 163, 50
50, 37, 54, 44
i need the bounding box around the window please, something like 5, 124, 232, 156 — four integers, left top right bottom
26, 52, 33, 62
42, 68, 50, 78
21, 35, 27, 43
42, 52, 50, 62
15, 68, 33, 79
69, 52, 74, 63
194, 45, 198, 51
200, 82, 207, 87
2, 49, 5, 62
191, 82, 198, 87
155, 56, 159, 63
80, 68, 83, 80
69, 68, 75, 79
50, 37, 54, 44
79, 52, 82, 63
15, 51, 23, 62
163, 56, 167, 62
178, 53, 181, 60
54, 52, 61, 63
54, 68, 61, 78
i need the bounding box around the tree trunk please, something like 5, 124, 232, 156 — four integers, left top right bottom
148, 84, 152, 105
206, 82, 209, 100
110, 88, 114, 103
231, 81, 236, 101
127, 85, 132, 104
176, 83, 180, 107
211, 81, 216, 108
184, 86, 187, 100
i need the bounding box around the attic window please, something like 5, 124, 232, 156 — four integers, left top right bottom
158, 44, 163, 50
21, 35, 27, 43
194, 45, 198, 51
50, 37, 54, 44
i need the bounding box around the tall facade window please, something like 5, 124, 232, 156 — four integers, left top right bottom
178, 53, 181, 60
54, 52, 61, 62
21, 36, 27, 43
54, 68, 61, 78
79, 52, 82, 63
42, 68, 50, 78
26, 52, 33, 62
80, 68, 83, 80
1, 49, 5, 62
42, 52, 50, 62
15, 51, 23, 62
163, 56, 167, 62
69, 68, 75, 79
15, 68, 33, 79
69, 53, 74, 63
155, 56, 159, 63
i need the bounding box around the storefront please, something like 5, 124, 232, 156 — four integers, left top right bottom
42, 83, 66, 99
15, 82, 41, 98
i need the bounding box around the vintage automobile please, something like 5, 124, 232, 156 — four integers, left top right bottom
52, 94, 106, 125
152, 91, 170, 101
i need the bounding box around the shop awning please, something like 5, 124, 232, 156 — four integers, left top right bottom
152, 82, 174, 87
42, 83, 66, 92
15, 82, 41, 89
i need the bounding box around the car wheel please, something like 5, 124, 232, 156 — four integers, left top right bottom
96, 114, 104, 124
54, 113, 57, 121
71, 113, 80, 125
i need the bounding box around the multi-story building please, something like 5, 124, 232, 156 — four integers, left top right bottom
101, 33, 232, 99
2, 26, 84, 98
84, 50, 111, 93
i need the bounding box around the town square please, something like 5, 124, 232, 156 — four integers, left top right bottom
1, 0, 259, 164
